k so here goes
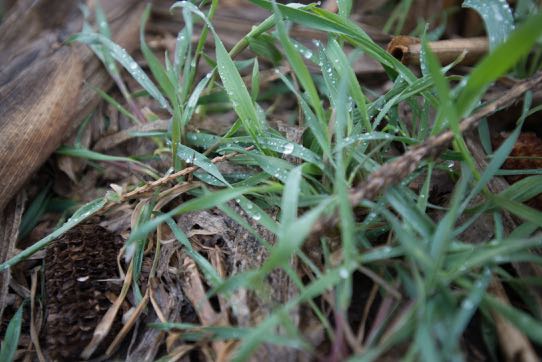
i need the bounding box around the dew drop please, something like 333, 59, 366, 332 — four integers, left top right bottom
380, 246, 392, 254
462, 299, 474, 310
283, 143, 295, 155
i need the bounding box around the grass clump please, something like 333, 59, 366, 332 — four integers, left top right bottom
2, 0, 542, 361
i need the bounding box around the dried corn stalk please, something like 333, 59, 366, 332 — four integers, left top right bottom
44, 224, 122, 361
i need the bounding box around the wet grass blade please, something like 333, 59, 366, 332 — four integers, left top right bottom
463, 0, 515, 49
456, 11, 542, 117
0, 198, 106, 271
272, 2, 326, 122
71, 32, 171, 111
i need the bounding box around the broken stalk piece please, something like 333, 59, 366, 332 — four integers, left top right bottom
387, 36, 489, 66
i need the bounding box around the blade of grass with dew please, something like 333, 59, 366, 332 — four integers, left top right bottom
140, 4, 176, 102
126, 185, 279, 248
490, 196, 542, 228
165, 218, 222, 286
275, 71, 332, 160
445, 237, 542, 280
171, 2, 264, 145
168, 5, 196, 169
128, 201, 153, 303
497, 175, 542, 203
449, 267, 492, 346
422, 38, 479, 179
326, 39, 370, 131
462, 114, 525, 210
172, 18, 191, 78
234, 195, 279, 234
272, 1, 325, 123
218, 202, 275, 247
247, 34, 283, 64
376, 205, 434, 272
183, 0, 218, 99
251, 59, 260, 101
463, 0, 515, 50
176, 144, 229, 185
252, 136, 324, 169
177, 7, 196, 104
180, 73, 213, 128
0, 198, 106, 271
247, 153, 293, 184
69, 32, 171, 111
428, 165, 471, 286
56, 146, 159, 178
260, 198, 332, 275
278, 166, 303, 239
233, 263, 356, 361
218, 198, 335, 336
316, 41, 340, 107
90, 85, 138, 124
333, 78, 356, 309
416, 163, 433, 212
251, 0, 417, 82
338, 132, 415, 151
455, 11, 542, 117
337, 0, 352, 18
93, 1, 120, 77
0, 302, 24, 362
385, 187, 435, 241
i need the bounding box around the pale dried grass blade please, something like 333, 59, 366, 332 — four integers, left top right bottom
106, 290, 150, 356
81, 262, 134, 359
30, 267, 46, 362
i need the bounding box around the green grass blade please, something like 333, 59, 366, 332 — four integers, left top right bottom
279, 166, 303, 236
71, 32, 171, 111
272, 2, 326, 122
0, 302, 24, 362
463, 0, 515, 49
140, 4, 176, 102
165, 218, 222, 286
455, 11, 542, 117
176, 144, 229, 185
0, 198, 106, 271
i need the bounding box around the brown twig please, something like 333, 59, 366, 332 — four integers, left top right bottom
311, 71, 542, 237
387, 36, 489, 66
100, 146, 255, 213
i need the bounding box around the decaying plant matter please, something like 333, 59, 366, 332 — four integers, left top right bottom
44, 224, 123, 360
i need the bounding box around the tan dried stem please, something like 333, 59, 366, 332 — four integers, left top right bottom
387, 36, 489, 66
100, 146, 255, 213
